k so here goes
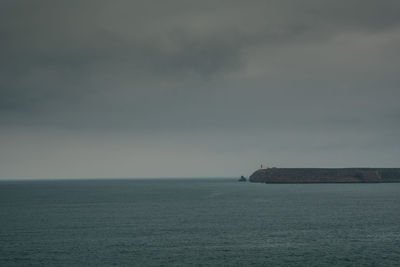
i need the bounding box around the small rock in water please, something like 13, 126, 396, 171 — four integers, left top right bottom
238, 176, 247, 182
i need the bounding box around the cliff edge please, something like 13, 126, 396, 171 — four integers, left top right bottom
249, 168, 400, 183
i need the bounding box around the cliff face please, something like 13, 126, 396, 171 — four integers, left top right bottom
249, 168, 400, 183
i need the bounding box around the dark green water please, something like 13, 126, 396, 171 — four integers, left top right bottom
1, 179, 399, 266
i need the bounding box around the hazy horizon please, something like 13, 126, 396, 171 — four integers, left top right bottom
1, 0, 400, 179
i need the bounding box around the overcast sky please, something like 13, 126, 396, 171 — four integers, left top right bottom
1, 0, 399, 179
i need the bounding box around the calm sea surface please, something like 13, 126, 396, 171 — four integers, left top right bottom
0, 179, 399, 266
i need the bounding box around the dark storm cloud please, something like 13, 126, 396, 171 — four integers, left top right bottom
1, 0, 400, 178
1, 0, 399, 115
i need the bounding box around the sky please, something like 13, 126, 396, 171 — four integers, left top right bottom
1, 0, 399, 179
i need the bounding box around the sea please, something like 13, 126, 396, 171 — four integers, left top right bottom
0, 178, 399, 266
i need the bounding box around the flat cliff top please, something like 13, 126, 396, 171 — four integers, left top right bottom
249, 168, 400, 183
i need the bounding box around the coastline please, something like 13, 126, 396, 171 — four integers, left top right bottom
249, 168, 400, 183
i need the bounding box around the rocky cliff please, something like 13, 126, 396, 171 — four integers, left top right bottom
249, 168, 400, 183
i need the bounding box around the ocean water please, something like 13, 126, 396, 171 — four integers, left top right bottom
0, 179, 399, 266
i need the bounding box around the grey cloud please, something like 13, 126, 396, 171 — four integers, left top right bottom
1, 0, 400, 178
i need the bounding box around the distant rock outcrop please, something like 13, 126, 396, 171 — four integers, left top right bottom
238, 176, 247, 182
249, 168, 400, 183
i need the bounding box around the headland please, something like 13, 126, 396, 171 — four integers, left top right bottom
249, 168, 400, 183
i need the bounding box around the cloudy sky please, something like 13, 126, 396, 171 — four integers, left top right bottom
1, 0, 399, 179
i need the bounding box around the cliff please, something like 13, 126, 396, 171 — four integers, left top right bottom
249, 168, 400, 183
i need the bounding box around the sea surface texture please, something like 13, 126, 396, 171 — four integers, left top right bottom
0, 179, 399, 266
